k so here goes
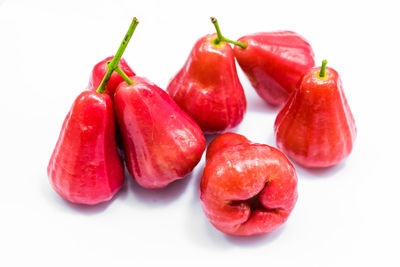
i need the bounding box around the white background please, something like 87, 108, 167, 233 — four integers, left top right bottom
1, 0, 399, 266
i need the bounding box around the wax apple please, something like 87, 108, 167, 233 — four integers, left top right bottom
201, 133, 298, 236
274, 60, 357, 168
233, 31, 315, 106
48, 91, 124, 204
167, 18, 246, 133
47, 17, 139, 204
114, 76, 206, 189
88, 56, 135, 96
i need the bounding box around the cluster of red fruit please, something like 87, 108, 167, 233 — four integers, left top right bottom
48, 17, 356, 237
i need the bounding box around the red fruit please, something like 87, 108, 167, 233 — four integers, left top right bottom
274, 60, 357, 168
167, 33, 246, 133
88, 56, 135, 96
114, 76, 206, 189
205, 132, 248, 160
233, 31, 315, 106
48, 91, 124, 205
201, 133, 298, 236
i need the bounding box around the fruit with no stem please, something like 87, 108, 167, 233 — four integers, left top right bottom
233, 31, 315, 106
114, 76, 206, 189
48, 91, 124, 204
274, 60, 357, 168
200, 133, 298, 236
167, 17, 246, 134
47, 17, 139, 204
88, 56, 135, 97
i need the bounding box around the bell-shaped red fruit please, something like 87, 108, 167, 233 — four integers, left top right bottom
88, 56, 135, 97
48, 91, 124, 205
234, 31, 315, 106
201, 133, 298, 236
274, 60, 357, 168
114, 76, 206, 189
167, 18, 246, 134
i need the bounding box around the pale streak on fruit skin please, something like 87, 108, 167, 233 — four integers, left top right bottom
115, 76, 206, 189
200, 133, 298, 236
48, 91, 124, 205
274, 67, 357, 168
167, 33, 246, 134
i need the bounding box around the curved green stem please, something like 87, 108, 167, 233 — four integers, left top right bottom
114, 65, 133, 85
96, 17, 139, 93
210, 17, 246, 49
319, 59, 328, 78
211, 17, 224, 42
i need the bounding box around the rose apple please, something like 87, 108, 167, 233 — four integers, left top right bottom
200, 133, 298, 236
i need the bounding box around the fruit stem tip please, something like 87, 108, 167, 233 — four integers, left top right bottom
319, 59, 328, 78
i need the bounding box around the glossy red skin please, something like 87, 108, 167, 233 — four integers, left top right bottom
274, 66, 357, 168
167, 34, 246, 134
88, 56, 135, 96
233, 31, 315, 106
205, 132, 248, 161
201, 133, 298, 236
48, 91, 124, 205
114, 76, 206, 189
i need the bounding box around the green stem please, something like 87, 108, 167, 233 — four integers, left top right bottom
210, 17, 246, 49
114, 65, 133, 85
319, 59, 328, 78
211, 17, 224, 42
96, 17, 139, 94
